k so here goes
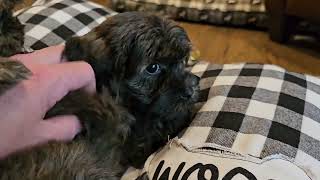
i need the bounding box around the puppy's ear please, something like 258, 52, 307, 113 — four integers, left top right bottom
63, 15, 134, 87
63, 31, 111, 77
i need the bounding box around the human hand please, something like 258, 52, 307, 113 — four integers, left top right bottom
0, 45, 96, 158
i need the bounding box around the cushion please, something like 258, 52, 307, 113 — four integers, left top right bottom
112, 0, 268, 27
16, 0, 116, 51
123, 62, 320, 180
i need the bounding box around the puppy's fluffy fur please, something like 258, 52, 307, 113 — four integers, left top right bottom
0, 12, 199, 179
0, 60, 31, 94
64, 12, 199, 167
0, 0, 24, 57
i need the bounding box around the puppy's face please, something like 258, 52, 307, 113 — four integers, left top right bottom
124, 72, 199, 167
105, 12, 194, 106
151, 72, 200, 111
64, 12, 198, 113
144, 71, 200, 128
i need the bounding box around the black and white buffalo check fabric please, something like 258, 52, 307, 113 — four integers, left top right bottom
183, 62, 320, 176
16, 0, 116, 51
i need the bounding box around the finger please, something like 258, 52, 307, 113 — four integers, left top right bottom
38, 61, 96, 110
50, 61, 96, 93
38, 115, 82, 142
0, 115, 81, 159
10, 45, 66, 65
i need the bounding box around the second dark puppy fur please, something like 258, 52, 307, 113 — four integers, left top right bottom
0, 12, 199, 179
0, 0, 24, 57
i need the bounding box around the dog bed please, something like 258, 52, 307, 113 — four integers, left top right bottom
16, 0, 320, 179
112, 0, 268, 28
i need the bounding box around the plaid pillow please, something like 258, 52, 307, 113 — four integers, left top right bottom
185, 62, 320, 178
112, 0, 267, 27
16, 0, 116, 51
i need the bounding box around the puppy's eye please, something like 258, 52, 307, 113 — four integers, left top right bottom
145, 64, 161, 75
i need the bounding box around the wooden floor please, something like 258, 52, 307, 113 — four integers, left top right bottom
21, 0, 320, 76
180, 22, 320, 76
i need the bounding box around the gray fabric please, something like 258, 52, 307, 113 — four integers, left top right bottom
206, 128, 238, 147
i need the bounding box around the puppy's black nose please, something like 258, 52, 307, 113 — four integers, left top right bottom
191, 75, 200, 86
182, 87, 194, 99
186, 74, 200, 87
181, 74, 200, 99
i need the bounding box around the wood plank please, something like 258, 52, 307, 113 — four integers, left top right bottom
180, 22, 320, 75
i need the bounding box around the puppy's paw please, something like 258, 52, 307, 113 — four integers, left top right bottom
0, 60, 31, 94
63, 36, 86, 61
99, 87, 136, 142
46, 88, 135, 148
116, 107, 136, 142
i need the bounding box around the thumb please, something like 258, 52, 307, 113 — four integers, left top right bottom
37, 115, 82, 143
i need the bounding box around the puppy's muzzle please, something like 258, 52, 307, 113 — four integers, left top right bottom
181, 73, 200, 101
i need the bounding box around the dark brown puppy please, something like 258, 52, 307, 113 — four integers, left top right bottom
0, 0, 24, 57
0, 12, 199, 179
63, 12, 199, 167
